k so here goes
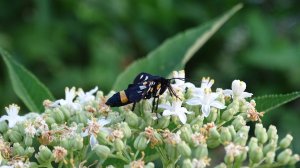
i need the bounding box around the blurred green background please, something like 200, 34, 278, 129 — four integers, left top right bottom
0, 0, 299, 161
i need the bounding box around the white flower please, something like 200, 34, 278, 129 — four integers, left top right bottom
0, 104, 25, 128
158, 100, 193, 124
223, 80, 252, 100
225, 142, 248, 158
54, 87, 81, 110
172, 70, 195, 89
81, 118, 111, 148
34, 116, 49, 135
193, 77, 215, 97
24, 123, 37, 137
192, 158, 210, 168
186, 89, 226, 117
77, 87, 98, 104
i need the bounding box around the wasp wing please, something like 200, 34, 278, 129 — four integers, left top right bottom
126, 81, 155, 102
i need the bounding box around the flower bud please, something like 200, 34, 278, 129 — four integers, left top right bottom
182, 159, 193, 168
255, 123, 268, 144
234, 126, 249, 146
279, 134, 293, 148
206, 108, 218, 123
232, 116, 246, 131
224, 154, 234, 165
209, 127, 220, 139
25, 147, 35, 158
60, 138, 72, 150
0, 120, 8, 133
227, 125, 236, 138
145, 162, 155, 168
265, 151, 275, 164
13, 143, 25, 156
180, 125, 192, 144
24, 135, 33, 146
8, 129, 23, 143
125, 111, 139, 128
120, 122, 131, 139
263, 141, 276, 154
248, 137, 258, 152
97, 131, 109, 145
73, 112, 87, 125
190, 116, 204, 128
288, 154, 300, 165
35, 145, 53, 164
70, 135, 84, 151
221, 109, 234, 121
194, 144, 208, 158
249, 146, 263, 163
52, 108, 65, 124
156, 116, 170, 129
214, 163, 227, 168
45, 117, 56, 127
114, 138, 125, 152
165, 143, 179, 161
134, 133, 148, 151
220, 127, 232, 144
177, 141, 191, 157
277, 149, 292, 164
93, 144, 110, 161
60, 107, 71, 120
267, 125, 277, 140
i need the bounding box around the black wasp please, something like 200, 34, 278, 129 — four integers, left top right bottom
105, 72, 184, 112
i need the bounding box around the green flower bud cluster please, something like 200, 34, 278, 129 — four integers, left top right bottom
0, 78, 298, 168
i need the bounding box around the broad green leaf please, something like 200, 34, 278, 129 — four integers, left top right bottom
0, 48, 54, 112
254, 92, 300, 112
113, 4, 243, 90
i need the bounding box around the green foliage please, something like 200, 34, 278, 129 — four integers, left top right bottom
255, 92, 300, 112
0, 48, 54, 112
113, 4, 242, 90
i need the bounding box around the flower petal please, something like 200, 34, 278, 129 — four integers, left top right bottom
162, 110, 174, 116
201, 105, 211, 117
177, 111, 187, 124
90, 135, 98, 149
158, 104, 172, 110
98, 118, 110, 126
241, 92, 253, 99
210, 101, 226, 109
186, 98, 201, 105
223, 89, 233, 97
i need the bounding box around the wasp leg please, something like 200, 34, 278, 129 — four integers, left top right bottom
132, 102, 136, 111
155, 96, 159, 112
152, 97, 156, 113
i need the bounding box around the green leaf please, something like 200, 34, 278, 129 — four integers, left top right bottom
113, 4, 243, 90
0, 48, 54, 112
254, 92, 300, 112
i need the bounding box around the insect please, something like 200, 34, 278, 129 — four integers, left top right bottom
105, 72, 184, 112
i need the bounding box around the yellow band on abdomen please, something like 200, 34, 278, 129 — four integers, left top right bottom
120, 90, 128, 104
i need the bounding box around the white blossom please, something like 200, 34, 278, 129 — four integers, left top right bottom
186, 89, 225, 117
0, 104, 25, 128
82, 118, 110, 148
24, 123, 37, 137
171, 70, 195, 91
223, 80, 252, 100
54, 87, 81, 110
77, 86, 98, 104
193, 77, 215, 97
158, 100, 193, 124
225, 143, 248, 158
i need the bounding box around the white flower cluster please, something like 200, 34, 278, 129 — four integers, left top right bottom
0, 70, 298, 168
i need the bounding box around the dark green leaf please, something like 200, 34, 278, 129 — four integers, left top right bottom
113, 4, 243, 90
0, 48, 54, 112
254, 92, 300, 112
